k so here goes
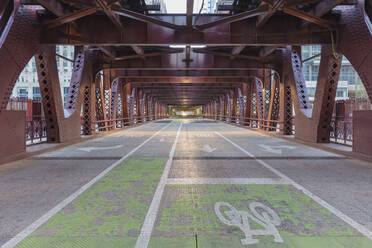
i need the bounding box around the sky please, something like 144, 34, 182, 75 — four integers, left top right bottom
163, 0, 205, 13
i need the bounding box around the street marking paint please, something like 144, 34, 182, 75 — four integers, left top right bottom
202, 144, 217, 153
258, 144, 296, 155
1, 121, 174, 248
151, 184, 372, 247
215, 131, 372, 240
166, 178, 290, 185
135, 122, 183, 248
215, 201, 283, 245
78, 144, 123, 152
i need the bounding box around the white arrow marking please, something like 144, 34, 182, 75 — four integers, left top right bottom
202, 144, 217, 153
258, 144, 296, 155
78, 145, 123, 152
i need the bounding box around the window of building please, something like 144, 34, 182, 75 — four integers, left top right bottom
311, 45, 321, 56
311, 65, 319, 81
340, 66, 356, 85
336, 89, 345, 98
302, 46, 310, 59
307, 87, 316, 97
17, 87, 28, 99
302, 64, 310, 81
32, 87, 41, 100
63, 87, 69, 105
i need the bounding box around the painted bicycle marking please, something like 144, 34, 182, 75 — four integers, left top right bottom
215, 201, 283, 245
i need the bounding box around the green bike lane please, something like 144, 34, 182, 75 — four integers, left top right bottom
5, 119, 372, 247
1, 120, 180, 248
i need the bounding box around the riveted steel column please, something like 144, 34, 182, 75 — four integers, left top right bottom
285, 45, 342, 142
121, 82, 131, 126
242, 80, 252, 126
231, 89, 237, 123
136, 88, 143, 123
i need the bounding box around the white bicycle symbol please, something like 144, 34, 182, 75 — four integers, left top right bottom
215, 201, 283, 245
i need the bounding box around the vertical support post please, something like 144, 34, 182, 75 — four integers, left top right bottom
267, 73, 280, 131
223, 95, 227, 121
35, 47, 62, 142
145, 94, 150, 121
121, 82, 130, 126
231, 89, 237, 123
82, 80, 96, 135
279, 65, 293, 135
242, 81, 252, 126
136, 88, 143, 123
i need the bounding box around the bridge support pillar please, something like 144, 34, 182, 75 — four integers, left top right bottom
285, 45, 342, 142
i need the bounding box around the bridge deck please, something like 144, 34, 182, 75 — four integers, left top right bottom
1, 119, 372, 248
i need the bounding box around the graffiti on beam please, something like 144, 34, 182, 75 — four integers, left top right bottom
215, 201, 283, 245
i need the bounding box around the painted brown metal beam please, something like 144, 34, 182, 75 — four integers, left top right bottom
111, 5, 183, 30
231, 45, 245, 58
283, 7, 334, 28
113, 49, 184, 61
41, 14, 335, 45
314, 0, 344, 17
36, 0, 68, 16
44, 7, 97, 29
186, 0, 194, 27
195, 4, 269, 30
97, 0, 123, 30
259, 46, 279, 57
118, 77, 246, 83
192, 49, 263, 61
256, 1, 285, 28
97, 45, 116, 59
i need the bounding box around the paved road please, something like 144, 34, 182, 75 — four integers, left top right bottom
1, 119, 372, 247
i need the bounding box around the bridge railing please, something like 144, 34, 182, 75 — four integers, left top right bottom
202, 114, 294, 134
204, 114, 353, 146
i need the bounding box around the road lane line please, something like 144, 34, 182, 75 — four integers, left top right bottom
166, 178, 290, 185
215, 131, 372, 240
135, 122, 183, 248
1, 121, 174, 248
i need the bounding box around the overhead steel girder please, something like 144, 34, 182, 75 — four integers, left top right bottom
110, 70, 266, 78
40, 14, 336, 45
101, 53, 272, 71
117, 77, 247, 83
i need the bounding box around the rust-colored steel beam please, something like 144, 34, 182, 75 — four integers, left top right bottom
36, 0, 69, 16
41, 14, 335, 45
283, 7, 334, 28
97, 0, 123, 31
195, 5, 269, 30
117, 77, 246, 83
193, 49, 262, 61
186, 0, 194, 27
111, 5, 183, 30
114, 49, 183, 61
313, 0, 344, 17
44, 7, 97, 29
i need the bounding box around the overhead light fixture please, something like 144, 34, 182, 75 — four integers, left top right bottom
190, 45, 206, 48
169, 45, 207, 49
169, 45, 186, 48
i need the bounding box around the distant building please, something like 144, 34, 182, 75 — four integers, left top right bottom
302, 45, 364, 102
12, 45, 74, 105
215, 0, 233, 13
146, 0, 167, 13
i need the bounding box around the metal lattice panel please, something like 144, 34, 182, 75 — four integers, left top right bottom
64, 50, 85, 117
290, 50, 312, 118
